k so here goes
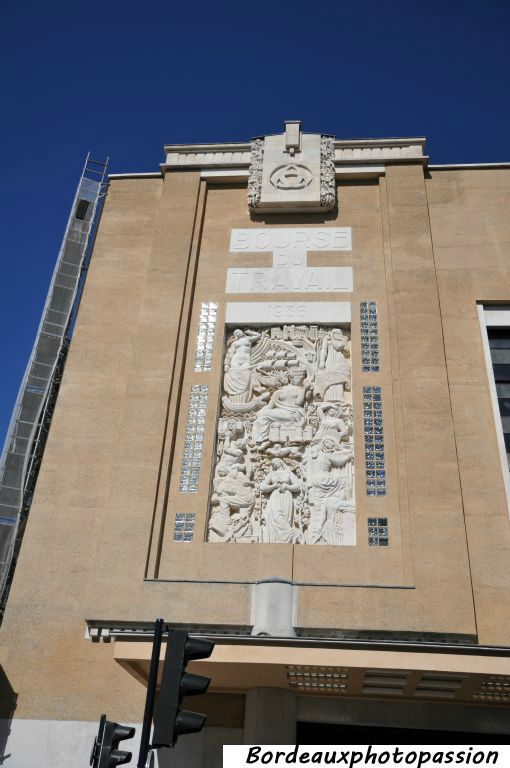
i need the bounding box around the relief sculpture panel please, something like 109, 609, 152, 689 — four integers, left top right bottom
207, 325, 355, 545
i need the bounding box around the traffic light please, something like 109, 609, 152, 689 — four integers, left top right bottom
90, 714, 135, 767
152, 629, 214, 748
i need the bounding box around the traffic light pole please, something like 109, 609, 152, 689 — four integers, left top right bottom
90, 714, 135, 768
137, 617, 164, 768
152, 629, 213, 748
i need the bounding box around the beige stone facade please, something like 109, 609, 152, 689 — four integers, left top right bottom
1, 125, 510, 764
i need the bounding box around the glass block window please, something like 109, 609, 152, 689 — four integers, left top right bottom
179, 385, 208, 493
194, 302, 217, 372
487, 328, 510, 470
173, 512, 195, 542
360, 301, 379, 372
368, 517, 388, 546
363, 386, 386, 496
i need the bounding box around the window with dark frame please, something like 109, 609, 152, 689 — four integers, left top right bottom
487, 327, 510, 470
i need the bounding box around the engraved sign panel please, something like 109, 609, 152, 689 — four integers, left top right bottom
207, 325, 355, 546
273, 249, 307, 268
226, 302, 351, 325
230, 228, 352, 253
226, 267, 353, 294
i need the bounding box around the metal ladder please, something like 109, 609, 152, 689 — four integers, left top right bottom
0, 153, 109, 614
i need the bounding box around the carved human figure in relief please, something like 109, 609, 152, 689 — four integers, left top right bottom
315, 328, 350, 402
209, 466, 255, 542
306, 439, 354, 544
223, 329, 261, 404
313, 402, 351, 445
307, 498, 344, 546
252, 370, 309, 445
307, 438, 353, 541
215, 434, 249, 479
310, 438, 353, 500
260, 459, 301, 544
266, 443, 302, 459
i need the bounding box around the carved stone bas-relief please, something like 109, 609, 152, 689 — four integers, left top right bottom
207, 325, 355, 545
247, 138, 264, 209
247, 121, 337, 214
270, 164, 313, 191
320, 136, 336, 209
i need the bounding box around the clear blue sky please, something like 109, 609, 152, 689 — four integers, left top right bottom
1, 0, 509, 447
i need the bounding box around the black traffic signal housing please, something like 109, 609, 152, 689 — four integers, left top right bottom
152, 629, 214, 748
90, 714, 135, 768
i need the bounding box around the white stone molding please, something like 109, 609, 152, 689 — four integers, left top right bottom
114, 159, 510, 183
207, 325, 355, 546
225, 302, 351, 326
164, 142, 251, 168
162, 136, 427, 174
428, 162, 510, 170
250, 580, 298, 636
483, 308, 510, 327
247, 138, 264, 209
320, 136, 336, 208
334, 138, 426, 163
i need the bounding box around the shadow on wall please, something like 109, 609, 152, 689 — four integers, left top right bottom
156, 727, 243, 768
0, 666, 17, 765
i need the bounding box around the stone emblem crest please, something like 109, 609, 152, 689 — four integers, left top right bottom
248, 121, 336, 213
270, 164, 313, 191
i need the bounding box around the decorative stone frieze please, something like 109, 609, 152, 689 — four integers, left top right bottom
247, 139, 264, 209
207, 325, 355, 545
320, 136, 336, 209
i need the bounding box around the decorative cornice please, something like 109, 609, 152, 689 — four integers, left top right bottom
334, 138, 426, 163
163, 136, 427, 172
108, 172, 162, 179
109, 160, 510, 183
164, 142, 251, 169
428, 162, 510, 170
163, 141, 251, 153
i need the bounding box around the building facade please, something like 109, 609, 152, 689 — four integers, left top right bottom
1, 122, 510, 766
